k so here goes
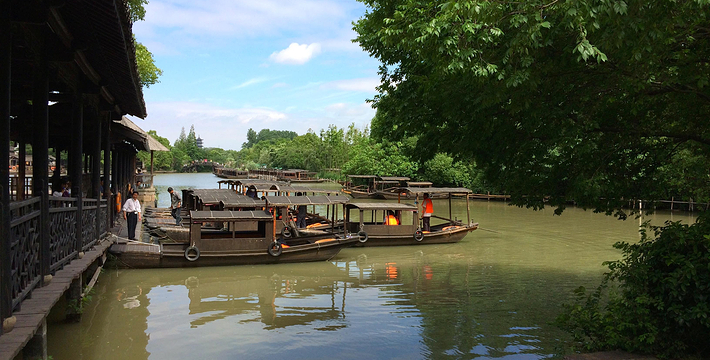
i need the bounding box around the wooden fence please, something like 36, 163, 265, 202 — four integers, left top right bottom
5, 195, 110, 313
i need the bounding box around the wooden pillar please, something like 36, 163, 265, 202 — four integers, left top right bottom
92, 111, 101, 240
103, 115, 111, 226
17, 141, 25, 200
65, 278, 83, 322
23, 318, 47, 359
32, 27, 51, 283
1, 0, 13, 333
71, 97, 83, 253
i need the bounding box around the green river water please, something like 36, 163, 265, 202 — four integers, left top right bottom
46, 173, 697, 360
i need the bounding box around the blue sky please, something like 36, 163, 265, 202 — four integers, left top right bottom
129, 0, 381, 150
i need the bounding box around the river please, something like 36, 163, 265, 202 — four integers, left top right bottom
46, 173, 697, 360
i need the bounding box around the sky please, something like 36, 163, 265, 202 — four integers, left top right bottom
129, 0, 382, 150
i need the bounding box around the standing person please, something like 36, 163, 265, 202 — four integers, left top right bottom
296, 192, 307, 228
122, 191, 142, 240
168, 187, 182, 225
421, 193, 433, 232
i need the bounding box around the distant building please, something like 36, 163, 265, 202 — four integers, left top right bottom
196, 136, 203, 149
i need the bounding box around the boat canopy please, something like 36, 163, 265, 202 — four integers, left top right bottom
280, 185, 342, 194
346, 202, 418, 211
402, 187, 472, 195
265, 195, 350, 206
220, 197, 265, 208
190, 189, 245, 204
347, 174, 377, 179
407, 181, 432, 187
190, 210, 274, 221
248, 184, 280, 192
378, 176, 410, 181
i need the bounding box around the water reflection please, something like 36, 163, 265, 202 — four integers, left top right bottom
46, 177, 698, 360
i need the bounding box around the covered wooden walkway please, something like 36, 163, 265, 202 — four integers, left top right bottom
1, 0, 150, 359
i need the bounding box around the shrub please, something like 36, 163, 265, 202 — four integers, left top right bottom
556, 214, 710, 358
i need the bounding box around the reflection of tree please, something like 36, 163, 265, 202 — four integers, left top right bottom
349, 257, 592, 358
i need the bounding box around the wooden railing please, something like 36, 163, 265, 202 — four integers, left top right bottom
8, 197, 42, 310
4, 194, 110, 314
48, 197, 78, 272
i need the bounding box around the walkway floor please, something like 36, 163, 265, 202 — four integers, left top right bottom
112, 214, 144, 243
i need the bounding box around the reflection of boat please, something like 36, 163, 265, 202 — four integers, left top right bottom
179, 262, 353, 329
110, 209, 356, 268
345, 187, 478, 246
342, 175, 378, 198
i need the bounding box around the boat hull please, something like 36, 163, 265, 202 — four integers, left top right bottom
353, 225, 475, 247
109, 238, 356, 269
343, 189, 378, 199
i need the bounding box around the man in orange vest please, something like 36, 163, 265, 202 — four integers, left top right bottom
385, 210, 399, 225
421, 193, 433, 231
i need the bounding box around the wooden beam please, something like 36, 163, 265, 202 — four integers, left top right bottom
32, 26, 51, 282
1, 0, 14, 330
70, 94, 83, 253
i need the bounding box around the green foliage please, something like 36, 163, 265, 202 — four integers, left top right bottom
137, 130, 173, 171
343, 138, 419, 177
241, 128, 298, 149
556, 215, 710, 358
135, 40, 163, 88
127, 0, 162, 88
126, 0, 148, 22
423, 153, 472, 187
355, 0, 710, 217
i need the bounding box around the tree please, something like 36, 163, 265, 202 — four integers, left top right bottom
136, 130, 173, 170
355, 1, 710, 356
355, 0, 710, 216
127, 0, 163, 88
135, 40, 163, 88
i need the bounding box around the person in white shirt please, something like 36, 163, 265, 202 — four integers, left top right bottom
122, 191, 142, 240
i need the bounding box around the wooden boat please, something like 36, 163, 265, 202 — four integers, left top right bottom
344, 187, 478, 246
110, 209, 357, 268
262, 195, 349, 237
373, 176, 410, 200
213, 167, 250, 179
342, 175, 378, 199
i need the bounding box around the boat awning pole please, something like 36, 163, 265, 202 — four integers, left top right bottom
448, 194, 452, 222
272, 209, 276, 242
466, 194, 470, 224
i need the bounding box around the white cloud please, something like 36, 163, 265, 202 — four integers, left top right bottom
231, 77, 268, 89
322, 77, 380, 92
139, 0, 347, 38
137, 102, 288, 149
269, 43, 321, 65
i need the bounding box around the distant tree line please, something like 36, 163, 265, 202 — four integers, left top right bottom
136, 124, 497, 193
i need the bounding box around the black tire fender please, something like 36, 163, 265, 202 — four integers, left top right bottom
268, 242, 283, 257
358, 231, 368, 243
414, 229, 424, 242
281, 226, 292, 238
185, 246, 200, 261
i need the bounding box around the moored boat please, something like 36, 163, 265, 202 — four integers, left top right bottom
110, 209, 356, 268
345, 187, 478, 246
342, 175, 378, 198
